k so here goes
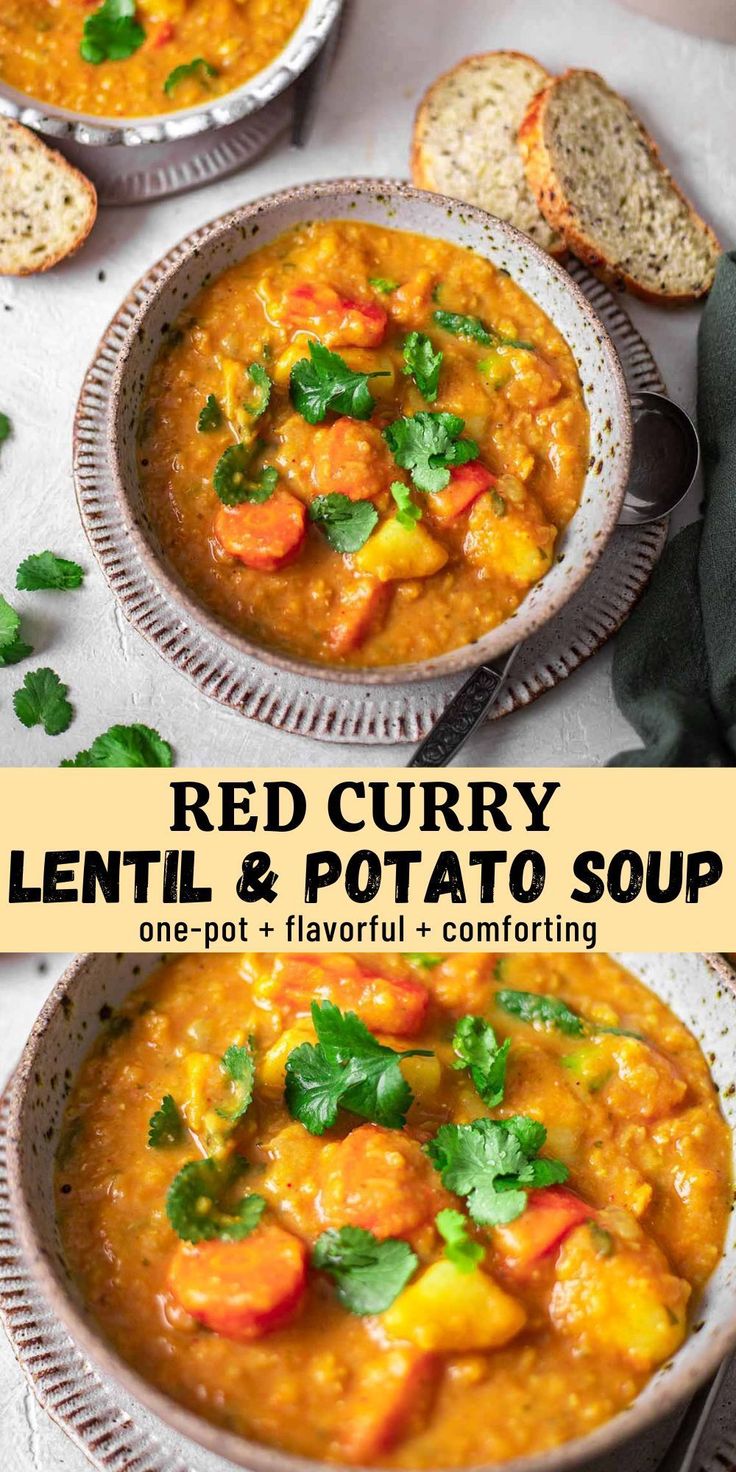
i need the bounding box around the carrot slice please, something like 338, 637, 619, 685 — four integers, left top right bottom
270, 955, 429, 1036
493, 1187, 593, 1274
318, 1125, 446, 1240
167, 1224, 308, 1340
427, 461, 496, 524
313, 418, 392, 503
329, 578, 389, 655
214, 490, 306, 572
340, 1347, 439, 1462
282, 283, 387, 348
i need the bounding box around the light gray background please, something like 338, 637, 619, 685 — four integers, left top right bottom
0, 0, 734, 768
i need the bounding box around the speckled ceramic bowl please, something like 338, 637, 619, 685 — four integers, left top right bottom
6, 952, 736, 1472
80, 178, 633, 688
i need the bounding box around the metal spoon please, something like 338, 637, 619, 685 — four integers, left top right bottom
408, 392, 700, 767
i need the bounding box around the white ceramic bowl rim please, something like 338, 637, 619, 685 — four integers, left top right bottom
6, 952, 736, 1472
98, 177, 633, 688
0, 0, 341, 146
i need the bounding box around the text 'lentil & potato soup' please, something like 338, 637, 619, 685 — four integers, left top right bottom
55, 952, 730, 1467
136, 219, 590, 669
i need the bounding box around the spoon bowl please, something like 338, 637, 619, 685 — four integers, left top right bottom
620, 391, 700, 525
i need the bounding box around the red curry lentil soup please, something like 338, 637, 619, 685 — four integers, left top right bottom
55, 953, 730, 1469
0, 0, 308, 120
136, 220, 590, 669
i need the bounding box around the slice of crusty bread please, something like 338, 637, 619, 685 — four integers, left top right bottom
0, 119, 97, 276
519, 69, 720, 302
411, 51, 564, 255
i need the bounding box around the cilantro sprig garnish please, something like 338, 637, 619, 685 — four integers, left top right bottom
290, 341, 389, 425
163, 57, 218, 96
0, 595, 32, 666
197, 394, 222, 432
13, 668, 72, 735
60, 722, 173, 767
368, 277, 398, 294
426, 1116, 568, 1226
148, 1094, 183, 1148
80, 0, 145, 64
17, 552, 84, 592
435, 1208, 484, 1273
217, 1042, 255, 1123
213, 444, 278, 506
309, 493, 378, 553
383, 412, 478, 494
313, 1227, 417, 1314
166, 1157, 266, 1242
452, 1015, 510, 1108
402, 331, 442, 403
433, 310, 535, 352
285, 1000, 431, 1135
496, 990, 585, 1036
390, 481, 421, 529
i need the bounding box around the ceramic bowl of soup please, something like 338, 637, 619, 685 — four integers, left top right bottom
6, 951, 736, 1472
0, 0, 340, 145
76, 179, 632, 685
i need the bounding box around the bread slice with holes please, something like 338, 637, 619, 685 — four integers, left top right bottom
0, 119, 97, 276
519, 69, 720, 302
411, 51, 563, 255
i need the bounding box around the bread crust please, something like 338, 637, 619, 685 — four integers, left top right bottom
518, 68, 720, 303
0, 119, 97, 277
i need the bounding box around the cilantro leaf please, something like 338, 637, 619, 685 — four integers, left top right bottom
217, 1042, 255, 1123
309, 493, 378, 553
0, 595, 31, 665
244, 362, 272, 419
452, 1016, 510, 1108
0, 412, 11, 442
390, 481, 421, 529
313, 1226, 417, 1314
290, 341, 388, 425
60, 722, 172, 767
496, 990, 585, 1036
163, 56, 217, 96
383, 412, 478, 493
80, 0, 145, 64
148, 1094, 183, 1148
402, 331, 442, 402
213, 444, 277, 506
13, 668, 72, 735
435, 1208, 484, 1273
16, 551, 84, 592
426, 1117, 568, 1227
433, 310, 534, 352
404, 953, 443, 968
285, 999, 431, 1135
197, 394, 222, 432
369, 277, 398, 294
166, 1157, 266, 1242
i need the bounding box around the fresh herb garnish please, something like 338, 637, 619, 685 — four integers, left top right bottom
285, 999, 431, 1135
435, 1208, 484, 1273
60, 723, 172, 767
290, 341, 389, 425
0, 412, 11, 443
369, 277, 398, 294
433, 310, 534, 352
197, 394, 222, 432
402, 331, 442, 402
426, 1116, 568, 1226
163, 56, 217, 96
166, 1157, 266, 1242
452, 1015, 510, 1108
313, 1226, 417, 1314
244, 362, 272, 419
496, 990, 585, 1037
213, 444, 278, 506
148, 1095, 183, 1148
80, 0, 145, 64
0, 595, 32, 666
390, 481, 421, 529
217, 1042, 255, 1123
309, 493, 378, 553
404, 953, 443, 968
13, 668, 72, 735
383, 412, 478, 494
16, 552, 84, 592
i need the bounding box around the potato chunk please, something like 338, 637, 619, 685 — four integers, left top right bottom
355, 518, 448, 581
464, 493, 556, 587
382, 1260, 526, 1352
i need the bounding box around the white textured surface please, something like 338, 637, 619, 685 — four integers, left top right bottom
0, 0, 734, 767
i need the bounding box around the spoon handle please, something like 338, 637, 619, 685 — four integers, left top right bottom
408, 647, 519, 767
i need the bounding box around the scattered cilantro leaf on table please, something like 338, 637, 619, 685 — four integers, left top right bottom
148, 1094, 183, 1148
368, 277, 398, 294
61, 722, 173, 767
383, 412, 478, 493
80, 0, 145, 64
402, 331, 442, 402
0, 595, 32, 666
313, 1226, 417, 1314
290, 341, 389, 425
166, 1157, 266, 1242
495, 989, 585, 1036
309, 493, 378, 553
163, 56, 217, 95
390, 481, 421, 529
0, 413, 11, 443
435, 1208, 484, 1273
285, 999, 432, 1135
17, 551, 84, 591
452, 1015, 510, 1108
217, 1042, 255, 1123
426, 1117, 568, 1226
13, 668, 72, 735
214, 444, 278, 505
197, 394, 223, 432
